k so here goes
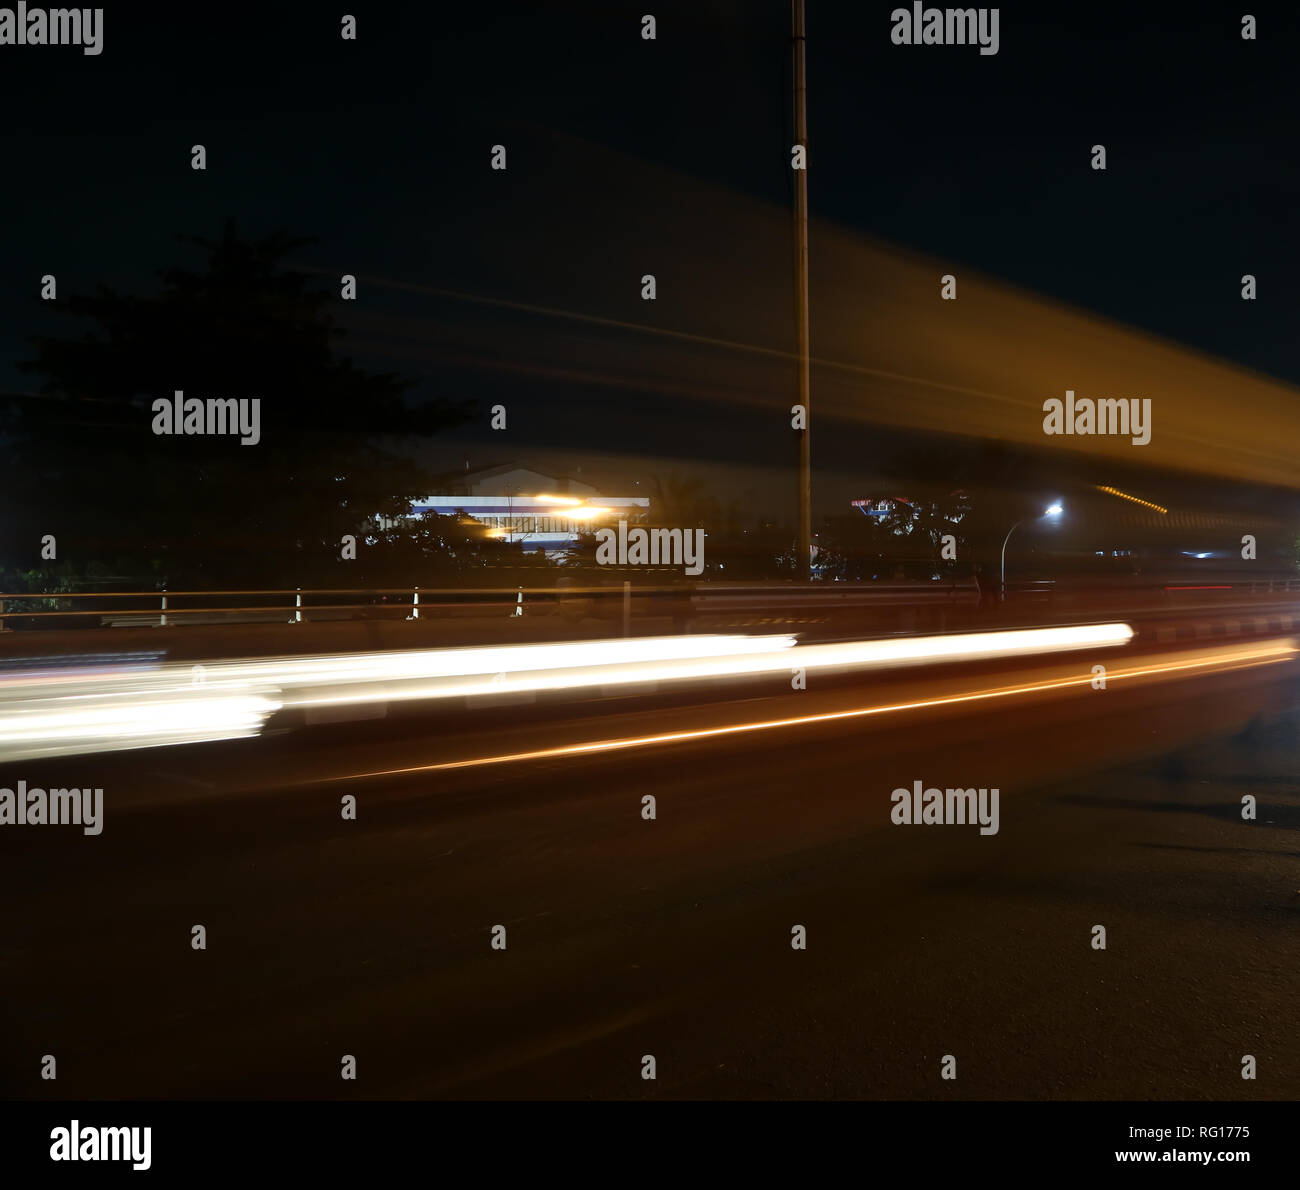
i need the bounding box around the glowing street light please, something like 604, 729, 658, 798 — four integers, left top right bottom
1001, 502, 1064, 602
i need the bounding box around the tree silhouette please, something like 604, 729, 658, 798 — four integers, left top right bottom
648, 471, 718, 529
6, 219, 469, 588
356, 511, 554, 589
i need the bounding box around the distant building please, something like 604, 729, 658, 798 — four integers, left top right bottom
852, 496, 915, 521
851, 491, 968, 527
384, 463, 650, 556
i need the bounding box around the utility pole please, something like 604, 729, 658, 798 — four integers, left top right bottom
792, 0, 812, 581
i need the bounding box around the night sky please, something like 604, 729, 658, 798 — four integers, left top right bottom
3, 1, 1298, 518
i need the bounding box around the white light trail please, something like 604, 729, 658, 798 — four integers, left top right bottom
0, 624, 1137, 761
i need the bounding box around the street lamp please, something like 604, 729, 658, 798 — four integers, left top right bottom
1001, 502, 1063, 602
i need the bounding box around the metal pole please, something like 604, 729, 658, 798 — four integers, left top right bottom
295, 587, 302, 623
793, 0, 812, 581
412, 586, 420, 620
1000, 520, 1023, 603
160, 588, 167, 627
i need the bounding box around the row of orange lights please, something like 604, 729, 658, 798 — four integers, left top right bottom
1096, 485, 1168, 515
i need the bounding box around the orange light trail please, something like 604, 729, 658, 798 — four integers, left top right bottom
323, 641, 1296, 781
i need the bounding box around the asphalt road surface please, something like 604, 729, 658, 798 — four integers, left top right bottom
3, 633, 1298, 1100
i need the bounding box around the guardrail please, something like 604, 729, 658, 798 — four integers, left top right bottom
0, 583, 694, 631
0, 579, 979, 633
0, 587, 429, 630
1, 574, 1295, 632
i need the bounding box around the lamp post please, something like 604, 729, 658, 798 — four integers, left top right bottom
793, 0, 812, 580
1000, 503, 1063, 603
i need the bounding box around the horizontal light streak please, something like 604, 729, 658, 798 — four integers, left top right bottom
0, 690, 279, 761
0, 623, 1134, 761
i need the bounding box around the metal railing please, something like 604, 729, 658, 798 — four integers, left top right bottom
2, 574, 1295, 632
1245, 577, 1300, 594
0, 583, 692, 631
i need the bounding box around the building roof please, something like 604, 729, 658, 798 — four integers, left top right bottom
426, 461, 600, 497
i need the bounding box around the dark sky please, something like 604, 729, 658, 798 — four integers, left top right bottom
3, 1, 1297, 517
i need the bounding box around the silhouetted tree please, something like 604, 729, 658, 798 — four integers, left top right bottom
6, 219, 469, 589
356, 510, 553, 588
